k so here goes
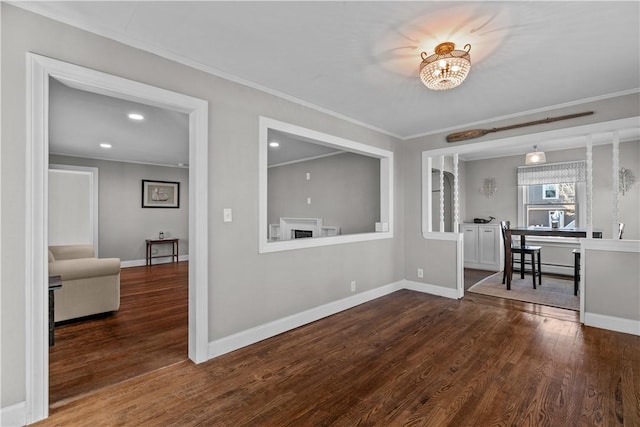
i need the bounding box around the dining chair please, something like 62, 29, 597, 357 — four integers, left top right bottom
500, 221, 542, 289
572, 222, 624, 296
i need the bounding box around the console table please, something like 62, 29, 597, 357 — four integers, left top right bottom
145, 238, 179, 266
48, 275, 62, 346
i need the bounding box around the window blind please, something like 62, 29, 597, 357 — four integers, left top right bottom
517, 161, 586, 185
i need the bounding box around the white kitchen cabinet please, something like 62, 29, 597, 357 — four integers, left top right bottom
460, 223, 504, 271
462, 225, 479, 264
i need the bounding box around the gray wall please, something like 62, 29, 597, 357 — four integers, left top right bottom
50, 155, 190, 261
400, 145, 459, 286
463, 141, 640, 240
268, 152, 381, 235
585, 249, 640, 321
1, 4, 404, 408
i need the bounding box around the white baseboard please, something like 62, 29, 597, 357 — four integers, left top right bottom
584, 312, 640, 336
208, 279, 460, 360
121, 254, 189, 268
0, 401, 26, 427
402, 280, 460, 300
208, 280, 405, 359
540, 264, 574, 276
506, 264, 574, 277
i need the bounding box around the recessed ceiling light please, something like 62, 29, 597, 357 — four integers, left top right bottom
128, 113, 144, 121
99, 143, 112, 149
269, 142, 280, 148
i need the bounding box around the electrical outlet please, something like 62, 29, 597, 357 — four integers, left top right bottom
350, 281, 356, 292
417, 268, 424, 278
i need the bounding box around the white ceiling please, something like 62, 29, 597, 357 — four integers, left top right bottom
19, 1, 640, 165
49, 78, 190, 166
267, 129, 342, 167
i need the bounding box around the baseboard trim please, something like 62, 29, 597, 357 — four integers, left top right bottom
208, 279, 460, 360
403, 280, 460, 300
208, 280, 405, 358
121, 255, 189, 268
584, 312, 640, 336
0, 401, 26, 427
541, 265, 574, 276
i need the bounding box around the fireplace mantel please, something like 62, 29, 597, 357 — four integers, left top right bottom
278, 217, 322, 241
269, 217, 341, 241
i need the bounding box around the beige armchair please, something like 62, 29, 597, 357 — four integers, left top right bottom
48, 245, 121, 322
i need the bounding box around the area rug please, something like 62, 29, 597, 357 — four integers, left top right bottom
467, 272, 579, 311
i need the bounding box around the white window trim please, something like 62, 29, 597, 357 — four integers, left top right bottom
258, 117, 394, 253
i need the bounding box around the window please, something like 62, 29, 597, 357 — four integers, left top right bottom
524, 182, 577, 228
517, 161, 586, 229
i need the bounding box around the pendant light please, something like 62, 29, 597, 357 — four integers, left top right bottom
525, 145, 546, 165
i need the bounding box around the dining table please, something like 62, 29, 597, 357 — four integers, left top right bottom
504, 226, 603, 290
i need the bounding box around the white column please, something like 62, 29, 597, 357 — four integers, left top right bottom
423, 155, 432, 233
453, 153, 459, 233
586, 136, 593, 239
439, 156, 445, 232
612, 132, 620, 239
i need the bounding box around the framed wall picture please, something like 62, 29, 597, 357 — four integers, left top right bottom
542, 183, 559, 200
142, 180, 180, 208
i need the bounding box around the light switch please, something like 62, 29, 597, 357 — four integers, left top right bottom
223, 208, 232, 222
307, 197, 311, 205
306, 172, 311, 180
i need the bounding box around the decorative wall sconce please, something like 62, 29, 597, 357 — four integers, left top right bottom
479, 177, 497, 198
619, 167, 635, 196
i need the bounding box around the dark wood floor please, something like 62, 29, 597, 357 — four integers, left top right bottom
49, 261, 188, 406
38, 276, 639, 426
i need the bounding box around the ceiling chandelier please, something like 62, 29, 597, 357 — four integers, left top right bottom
419, 42, 471, 90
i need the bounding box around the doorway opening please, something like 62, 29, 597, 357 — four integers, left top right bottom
47, 77, 192, 405
26, 53, 209, 423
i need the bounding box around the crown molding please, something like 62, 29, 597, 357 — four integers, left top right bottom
9, 2, 640, 142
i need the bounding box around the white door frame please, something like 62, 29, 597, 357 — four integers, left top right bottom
26, 53, 209, 423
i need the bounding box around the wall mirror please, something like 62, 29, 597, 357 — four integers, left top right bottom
259, 117, 393, 253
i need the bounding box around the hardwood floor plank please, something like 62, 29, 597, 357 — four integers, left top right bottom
49, 261, 188, 405
36, 287, 640, 426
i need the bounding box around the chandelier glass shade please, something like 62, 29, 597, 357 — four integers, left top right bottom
419, 42, 471, 90
525, 145, 547, 165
